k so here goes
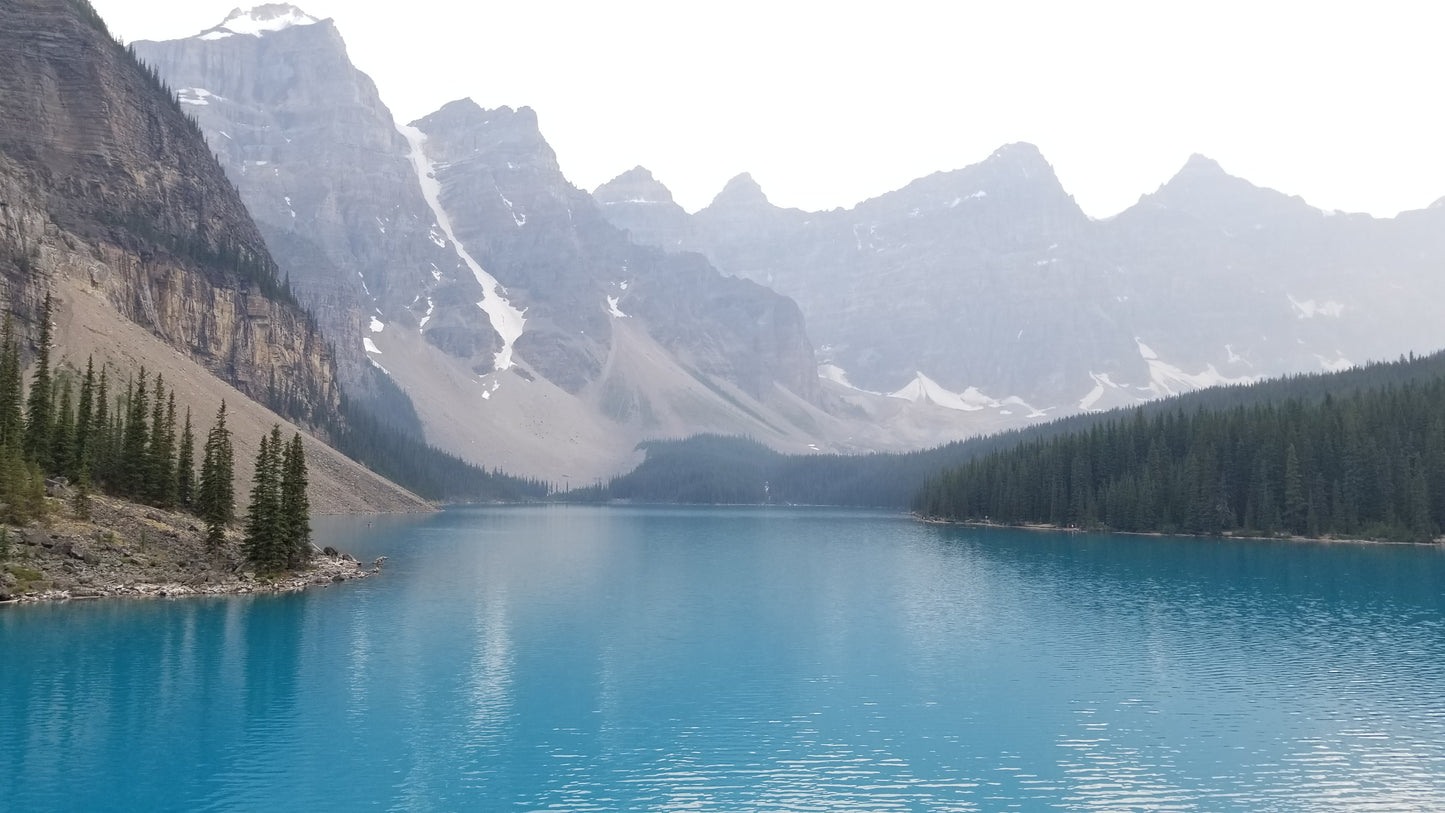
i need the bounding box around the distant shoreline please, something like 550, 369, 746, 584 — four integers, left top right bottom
915, 514, 1436, 547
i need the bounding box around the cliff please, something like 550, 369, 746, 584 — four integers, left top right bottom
0, 0, 339, 424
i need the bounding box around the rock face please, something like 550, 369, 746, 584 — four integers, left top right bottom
131, 8, 494, 415
597, 147, 1445, 413
0, 0, 340, 422
410, 100, 820, 404
133, 8, 833, 481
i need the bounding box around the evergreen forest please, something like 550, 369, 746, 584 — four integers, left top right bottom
580, 350, 1445, 545
914, 376, 1445, 542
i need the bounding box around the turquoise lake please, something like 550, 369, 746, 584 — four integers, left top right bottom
4, 505, 1445, 810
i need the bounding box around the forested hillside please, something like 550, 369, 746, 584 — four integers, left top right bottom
584, 352, 1445, 513
916, 368, 1445, 542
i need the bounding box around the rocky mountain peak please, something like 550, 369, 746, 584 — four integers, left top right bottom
1178, 152, 1227, 177
199, 4, 322, 39
413, 100, 557, 171
986, 141, 1048, 169
975, 142, 1073, 197
707, 172, 772, 210
1140, 151, 1313, 223
594, 166, 676, 206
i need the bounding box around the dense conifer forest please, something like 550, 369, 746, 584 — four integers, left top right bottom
915, 374, 1445, 542
579, 351, 1445, 527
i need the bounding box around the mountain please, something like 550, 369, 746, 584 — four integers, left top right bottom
0, 0, 426, 512
135, 8, 1023, 480
592, 166, 695, 250
131, 5, 492, 422
596, 148, 1445, 416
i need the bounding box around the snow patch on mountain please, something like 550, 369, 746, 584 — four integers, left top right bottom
1079, 371, 1125, 411
1288, 295, 1345, 319
819, 363, 886, 396
399, 123, 526, 371
606, 296, 628, 318
1135, 339, 1256, 397
496, 184, 526, 227
1317, 354, 1354, 372
819, 363, 857, 388
890, 372, 986, 411
887, 372, 1051, 418
363, 337, 381, 354
177, 87, 219, 106
369, 316, 384, 333
198, 5, 320, 39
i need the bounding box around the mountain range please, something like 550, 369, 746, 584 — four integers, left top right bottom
132, 4, 1028, 481
104, 2, 1445, 483
598, 147, 1445, 415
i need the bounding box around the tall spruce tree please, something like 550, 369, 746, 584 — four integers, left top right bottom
24, 293, 54, 467
91, 367, 110, 485
176, 407, 195, 509
243, 428, 282, 571
118, 369, 148, 496
280, 431, 311, 568
197, 401, 234, 549
0, 316, 22, 450
50, 380, 74, 480
73, 357, 95, 480
146, 374, 166, 503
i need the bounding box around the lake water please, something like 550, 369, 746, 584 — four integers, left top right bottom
4, 506, 1445, 811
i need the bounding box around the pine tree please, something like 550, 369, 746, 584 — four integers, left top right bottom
91, 367, 110, 485
118, 369, 148, 496
0, 315, 22, 450
197, 401, 234, 549
24, 293, 54, 467
146, 374, 167, 504
73, 357, 95, 480
176, 407, 195, 509
243, 428, 282, 571
1283, 443, 1307, 536
50, 379, 74, 480
280, 431, 311, 568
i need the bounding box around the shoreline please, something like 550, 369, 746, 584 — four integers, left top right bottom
916, 514, 1438, 547
1, 494, 386, 605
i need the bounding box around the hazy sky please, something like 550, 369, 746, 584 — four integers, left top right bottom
91, 0, 1444, 217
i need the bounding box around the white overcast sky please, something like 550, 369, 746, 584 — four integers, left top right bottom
92, 0, 1444, 217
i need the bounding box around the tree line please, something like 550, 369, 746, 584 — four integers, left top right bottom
915, 377, 1445, 543
571, 352, 1445, 513
1, 296, 312, 572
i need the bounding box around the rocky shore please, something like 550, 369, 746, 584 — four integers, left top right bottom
0, 494, 382, 604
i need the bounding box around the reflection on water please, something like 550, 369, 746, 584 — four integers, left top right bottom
3, 505, 1445, 810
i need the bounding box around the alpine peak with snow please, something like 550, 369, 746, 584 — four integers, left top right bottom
598, 147, 1445, 416
136, 13, 995, 483
198, 4, 321, 39
131, 5, 1445, 482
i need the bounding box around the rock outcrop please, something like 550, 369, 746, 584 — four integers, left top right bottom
0, 0, 340, 423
